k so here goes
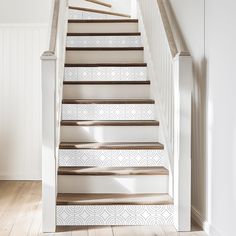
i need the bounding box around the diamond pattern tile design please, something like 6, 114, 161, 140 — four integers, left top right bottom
62, 104, 155, 120
58, 149, 166, 167
57, 205, 174, 226
67, 36, 142, 47
64, 67, 147, 81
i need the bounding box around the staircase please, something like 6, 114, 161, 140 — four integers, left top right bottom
42, 0, 192, 232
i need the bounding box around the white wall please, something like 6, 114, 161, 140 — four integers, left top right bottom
168, 0, 236, 235
205, 1, 236, 235
0, 0, 52, 23
0, 0, 52, 180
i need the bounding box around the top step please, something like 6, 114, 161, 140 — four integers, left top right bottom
68, 19, 139, 34
85, 0, 112, 8
69, 6, 131, 18
68, 4, 131, 20
70, 0, 112, 10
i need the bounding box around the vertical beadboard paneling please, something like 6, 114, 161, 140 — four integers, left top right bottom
0, 24, 48, 180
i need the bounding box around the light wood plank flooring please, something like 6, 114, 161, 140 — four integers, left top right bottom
0, 181, 207, 236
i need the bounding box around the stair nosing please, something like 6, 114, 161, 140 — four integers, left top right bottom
62, 99, 155, 104
66, 47, 144, 51
64, 63, 147, 67
63, 81, 150, 85
68, 19, 138, 23
58, 166, 169, 176
59, 142, 164, 150
57, 193, 173, 206
60, 120, 159, 126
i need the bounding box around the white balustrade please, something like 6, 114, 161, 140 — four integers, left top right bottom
41, 0, 68, 232
137, 0, 192, 231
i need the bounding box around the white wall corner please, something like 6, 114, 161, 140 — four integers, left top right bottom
192, 206, 224, 236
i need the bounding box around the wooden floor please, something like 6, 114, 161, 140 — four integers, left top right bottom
0, 181, 207, 236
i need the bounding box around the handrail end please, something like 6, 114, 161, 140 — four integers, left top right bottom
41, 51, 57, 60
178, 51, 191, 57
174, 51, 191, 60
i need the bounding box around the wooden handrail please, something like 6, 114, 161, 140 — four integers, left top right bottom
69, 6, 131, 18
85, 0, 112, 8
48, 0, 60, 54
156, 0, 189, 58
156, 0, 177, 57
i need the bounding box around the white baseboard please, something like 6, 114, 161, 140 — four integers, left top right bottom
191, 206, 223, 236
0, 173, 41, 181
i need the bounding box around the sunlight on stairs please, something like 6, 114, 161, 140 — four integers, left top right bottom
56, 0, 173, 227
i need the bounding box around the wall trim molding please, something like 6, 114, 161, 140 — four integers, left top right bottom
0, 173, 41, 181
191, 206, 223, 236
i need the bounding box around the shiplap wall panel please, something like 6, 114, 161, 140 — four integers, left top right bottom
0, 24, 48, 180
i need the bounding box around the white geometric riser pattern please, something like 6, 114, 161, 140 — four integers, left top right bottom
67, 36, 142, 47
57, 205, 174, 226
62, 104, 155, 120
64, 67, 147, 81
69, 10, 126, 20
58, 150, 166, 167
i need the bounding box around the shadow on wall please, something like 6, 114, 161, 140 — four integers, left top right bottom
191, 56, 207, 223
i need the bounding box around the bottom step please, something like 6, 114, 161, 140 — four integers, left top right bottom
57, 194, 174, 226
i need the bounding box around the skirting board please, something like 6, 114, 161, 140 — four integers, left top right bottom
0, 173, 42, 181
191, 206, 223, 236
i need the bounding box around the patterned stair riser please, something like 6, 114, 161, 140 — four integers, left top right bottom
62, 104, 155, 120
67, 36, 142, 48
57, 205, 174, 226
58, 149, 166, 167
64, 67, 147, 81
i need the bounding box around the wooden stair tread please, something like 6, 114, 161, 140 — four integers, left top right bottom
63, 81, 150, 85
61, 120, 159, 126
68, 19, 138, 23
58, 167, 169, 176
59, 142, 164, 150
69, 6, 130, 18
67, 32, 141, 36
62, 99, 155, 104
66, 47, 144, 51
57, 193, 173, 205
65, 63, 147, 67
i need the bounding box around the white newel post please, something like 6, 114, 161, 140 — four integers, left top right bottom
41, 51, 57, 233
173, 53, 192, 231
